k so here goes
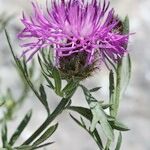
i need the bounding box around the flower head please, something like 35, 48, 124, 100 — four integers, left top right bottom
18, 0, 129, 79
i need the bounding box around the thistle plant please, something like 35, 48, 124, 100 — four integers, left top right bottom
1, 0, 132, 149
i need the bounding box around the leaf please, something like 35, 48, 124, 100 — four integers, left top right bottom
22, 57, 28, 76
62, 79, 78, 93
39, 85, 47, 102
101, 104, 112, 110
113, 60, 122, 118
69, 105, 128, 132
43, 73, 54, 89
33, 142, 54, 149
16, 142, 54, 150
39, 84, 50, 114
5, 30, 50, 114
70, 114, 103, 150
62, 79, 78, 98
115, 132, 122, 150
32, 123, 58, 146
120, 17, 131, 95
80, 85, 97, 104
1, 122, 7, 147
68, 106, 92, 121
109, 70, 115, 116
120, 54, 131, 96
89, 87, 101, 92
52, 67, 62, 96
92, 129, 103, 149
90, 102, 114, 141
29, 60, 35, 78
70, 114, 84, 128
123, 16, 129, 35
80, 85, 114, 141
110, 120, 129, 131
22, 97, 71, 145
9, 110, 32, 146
15, 145, 33, 150
38, 55, 53, 78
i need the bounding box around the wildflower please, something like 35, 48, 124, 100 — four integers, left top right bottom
18, 0, 129, 79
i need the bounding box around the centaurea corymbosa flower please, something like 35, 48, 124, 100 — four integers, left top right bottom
18, 0, 129, 79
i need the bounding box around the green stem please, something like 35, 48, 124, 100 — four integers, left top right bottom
22, 98, 71, 145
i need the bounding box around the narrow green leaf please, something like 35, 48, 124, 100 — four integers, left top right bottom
115, 132, 122, 150
70, 114, 84, 128
69, 106, 126, 132
127, 54, 131, 84
109, 120, 129, 131
22, 57, 28, 76
90, 87, 101, 92
70, 114, 103, 150
109, 70, 115, 116
15, 145, 33, 150
1, 122, 7, 147
90, 102, 114, 141
107, 115, 115, 122
33, 123, 58, 146
33, 142, 54, 149
80, 85, 114, 141
52, 67, 62, 96
38, 55, 53, 78
39, 85, 47, 101
92, 129, 103, 149
39, 84, 50, 114
62, 80, 78, 94
38, 55, 46, 74
43, 73, 54, 89
113, 60, 122, 118
101, 104, 112, 110
16, 143, 54, 150
9, 110, 32, 146
22, 97, 71, 145
62, 81, 78, 98
68, 106, 92, 121
119, 17, 131, 97
120, 54, 131, 96
41, 49, 48, 64
5, 30, 50, 114
80, 117, 86, 128
80, 85, 97, 104
123, 16, 129, 34
29, 60, 35, 78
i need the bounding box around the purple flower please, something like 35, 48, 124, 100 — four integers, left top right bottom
18, 0, 129, 67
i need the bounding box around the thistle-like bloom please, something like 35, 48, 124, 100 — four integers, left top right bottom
18, 0, 129, 79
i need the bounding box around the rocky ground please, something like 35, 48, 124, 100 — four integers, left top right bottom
0, 0, 150, 150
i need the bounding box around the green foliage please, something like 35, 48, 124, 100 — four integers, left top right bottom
3, 30, 67, 149
80, 85, 114, 141
0, 15, 131, 150
90, 87, 101, 92
70, 114, 103, 150
32, 124, 58, 146
9, 110, 32, 146
52, 67, 62, 96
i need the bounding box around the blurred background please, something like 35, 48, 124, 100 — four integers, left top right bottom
0, 0, 150, 150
